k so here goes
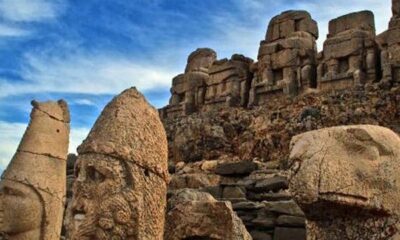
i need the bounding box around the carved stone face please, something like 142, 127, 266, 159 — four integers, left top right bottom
68, 153, 138, 240
289, 126, 400, 217
0, 179, 43, 236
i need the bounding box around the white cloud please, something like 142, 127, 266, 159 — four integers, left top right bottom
0, 121, 26, 168
0, 121, 90, 169
0, 23, 30, 37
0, 52, 177, 98
69, 127, 90, 154
0, 0, 64, 22
74, 99, 96, 106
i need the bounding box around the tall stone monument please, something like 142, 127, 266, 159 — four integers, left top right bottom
0, 100, 70, 240
249, 10, 319, 106
66, 87, 169, 240
317, 11, 378, 90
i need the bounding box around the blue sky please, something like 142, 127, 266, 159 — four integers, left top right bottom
0, 0, 392, 171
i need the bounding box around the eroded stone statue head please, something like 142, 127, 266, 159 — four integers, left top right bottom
0, 100, 70, 240
288, 125, 400, 239
66, 88, 168, 240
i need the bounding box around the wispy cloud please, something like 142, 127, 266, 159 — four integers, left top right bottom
0, 121, 26, 168
73, 99, 96, 106
0, 23, 31, 37
0, 0, 65, 22
0, 52, 177, 98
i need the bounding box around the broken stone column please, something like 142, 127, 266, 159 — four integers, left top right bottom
160, 48, 216, 118
205, 54, 253, 109
165, 189, 252, 240
249, 10, 319, 106
0, 100, 70, 240
288, 125, 400, 240
318, 11, 377, 90
377, 0, 400, 84
66, 87, 169, 240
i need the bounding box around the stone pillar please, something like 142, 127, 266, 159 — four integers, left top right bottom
366, 49, 376, 80
0, 100, 70, 240
66, 88, 168, 240
327, 59, 339, 79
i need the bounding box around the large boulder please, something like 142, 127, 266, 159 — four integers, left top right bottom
165, 189, 252, 240
289, 125, 400, 239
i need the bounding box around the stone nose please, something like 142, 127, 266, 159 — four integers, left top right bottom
76, 168, 86, 183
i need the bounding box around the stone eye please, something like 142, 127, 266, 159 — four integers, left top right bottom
87, 166, 105, 183
1, 186, 24, 197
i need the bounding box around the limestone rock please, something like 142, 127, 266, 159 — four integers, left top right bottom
289, 125, 400, 239
0, 100, 70, 240
66, 88, 168, 240
165, 189, 252, 240
249, 10, 318, 106
215, 161, 258, 176
318, 11, 377, 90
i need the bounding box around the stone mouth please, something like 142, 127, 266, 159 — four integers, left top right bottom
301, 192, 390, 219
318, 192, 371, 208
73, 209, 86, 229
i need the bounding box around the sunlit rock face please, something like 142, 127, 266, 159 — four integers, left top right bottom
164, 189, 252, 240
66, 87, 168, 240
289, 125, 400, 240
0, 100, 70, 240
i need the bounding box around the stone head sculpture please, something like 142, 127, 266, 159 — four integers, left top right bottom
288, 125, 400, 239
185, 48, 217, 73
66, 87, 169, 240
0, 100, 70, 240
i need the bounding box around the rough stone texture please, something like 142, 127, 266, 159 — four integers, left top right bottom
318, 11, 378, 90
163, 81, 399, 239
164, 189, 252, 240
249, 10, 318, 106
66, 88, 168, 240
0, 100, 70, 240
160, 50, 253, 118
289, 125, 400, 239
377, 0, 400, 86
205, 54, 253, 109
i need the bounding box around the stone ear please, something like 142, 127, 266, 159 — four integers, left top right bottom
346, 128, 373, 142
58, 99, 70, 123
31, 100, 39, 108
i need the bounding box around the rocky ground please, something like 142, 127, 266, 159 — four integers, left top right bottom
163, 82, 400, 240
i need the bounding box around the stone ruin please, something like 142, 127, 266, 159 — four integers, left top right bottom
289, 125, 400, 239
66, 88, 168, 240
377, 0, 400, 84
1, 2, 400, 240
160, 49, 253, 119
0, 100, 70, 240
249, 10, 318, 106
161, 4, 400, 119
165, 189, 252, 240
160, 1, 400, 240
317, 11, 378, 90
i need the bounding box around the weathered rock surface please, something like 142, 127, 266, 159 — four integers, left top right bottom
66, 88, 168, 240
163, 79, 399, 239
250, 10, 319, 105
165, 189, 252, 240
289, 125, 400, 239
0, 100, 70, 240
318, 11, 378, 91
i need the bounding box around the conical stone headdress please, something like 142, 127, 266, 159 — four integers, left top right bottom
1, 100, 70, 239
77, 87, 169, 182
